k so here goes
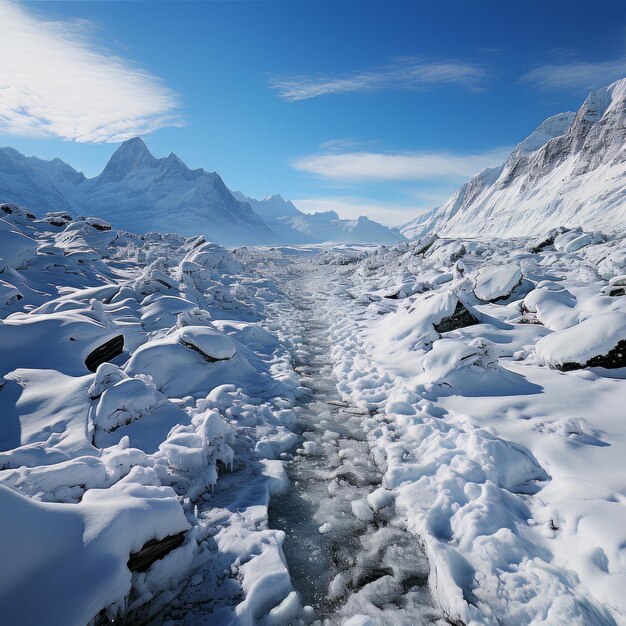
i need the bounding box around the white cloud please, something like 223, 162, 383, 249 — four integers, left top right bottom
269, 56, 488, 101
0, 0, 182, 142
521, 56, 626, 92
293, 196, 432, 227
293, 147, 511, 182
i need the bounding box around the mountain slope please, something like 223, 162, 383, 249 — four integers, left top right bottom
275, 210, 405, 244
0, 147, 79, 216
0, 140, 403, 245
402, 78, 626, 239
0, 139, 276, 245
67, 139, 278, 245
232, 192, 405, 244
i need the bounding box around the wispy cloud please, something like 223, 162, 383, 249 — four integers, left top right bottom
293, 147, 511, 182
293, 196, 430, 227
0, 0, 182, 142
269, 56, 488, 101
521, 55, 626, 92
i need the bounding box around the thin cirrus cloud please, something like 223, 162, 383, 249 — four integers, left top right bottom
0, 0, 182, 143
293, 147, 512, 182
269, 56, 488, 101
521, 55, 626, 92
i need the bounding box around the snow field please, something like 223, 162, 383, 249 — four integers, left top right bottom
318, 234, 626, 625
0, 208, 304, 624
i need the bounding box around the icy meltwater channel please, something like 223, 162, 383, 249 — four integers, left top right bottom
263, 260, 443, 625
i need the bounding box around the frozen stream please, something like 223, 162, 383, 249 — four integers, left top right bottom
257, 255, 444, 625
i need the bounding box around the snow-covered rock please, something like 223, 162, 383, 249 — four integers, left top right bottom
535, 311, 626, 369
473, 264, 522, 302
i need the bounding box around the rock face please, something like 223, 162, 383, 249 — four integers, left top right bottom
401, 78, 626, 238
432, 300, 480, 333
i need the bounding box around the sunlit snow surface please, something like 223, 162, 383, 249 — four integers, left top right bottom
0, 204, 625, 625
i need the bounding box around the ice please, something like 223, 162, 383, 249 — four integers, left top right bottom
351, 499, 374, 522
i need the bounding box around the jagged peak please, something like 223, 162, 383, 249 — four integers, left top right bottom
98, 137, 158, 183
577, 77, 626, 123
516, 112, 576, 154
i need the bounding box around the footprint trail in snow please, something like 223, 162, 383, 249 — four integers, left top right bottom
262, 260, 444, 625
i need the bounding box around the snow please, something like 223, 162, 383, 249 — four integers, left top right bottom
473, 263, 522, 301
401, 78, 626, 239
0, 208, 305, 624
535, 311, 626, 368
0, 481, 189, 626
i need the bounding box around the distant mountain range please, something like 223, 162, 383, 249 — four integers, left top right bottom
0, 139, 403, 246
402, 78, 626, 239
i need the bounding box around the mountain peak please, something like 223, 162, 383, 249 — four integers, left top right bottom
516, 112, 576, 154
98, 137, 158, 183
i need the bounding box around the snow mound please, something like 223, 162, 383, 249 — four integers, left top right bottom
474, 264, 522, 301
178, 326, 237, 361
535, 312, 626, 369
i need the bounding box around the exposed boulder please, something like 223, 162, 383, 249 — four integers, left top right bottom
127, 532, 187, 573
85, 335, 124, 372
433, 300, 480, 333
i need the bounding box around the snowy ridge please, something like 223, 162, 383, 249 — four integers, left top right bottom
0, 141, 403, 246
402, 78, 626, 239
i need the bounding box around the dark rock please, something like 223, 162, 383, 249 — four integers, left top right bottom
84, 335, 124, 372
127, 531, 186, 573
433, 301, 480, 333
559, 339, 626, 371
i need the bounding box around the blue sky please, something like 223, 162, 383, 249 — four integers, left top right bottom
1, 0, 625, 225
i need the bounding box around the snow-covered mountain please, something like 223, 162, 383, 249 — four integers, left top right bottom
233, 191, 404, 244
0, 140, 402, 245
402, 78, 626, 239
232, 191, 302, 220
274, 210, 404, 244
0, 139, 276, 245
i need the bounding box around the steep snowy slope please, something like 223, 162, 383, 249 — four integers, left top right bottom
0, 147, 80, 216
402, 78, 626, 239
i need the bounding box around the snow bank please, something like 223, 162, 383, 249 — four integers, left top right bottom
0, 482, 189, 626
536, 311, 626, 369
0, 206, 299, 624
